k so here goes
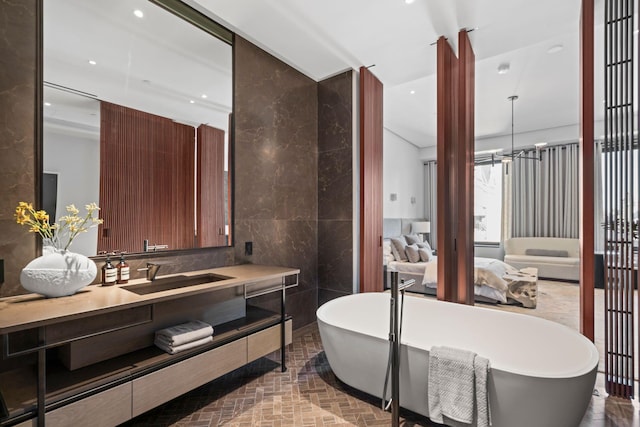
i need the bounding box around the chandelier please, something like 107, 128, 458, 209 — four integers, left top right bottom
495, 95, 542, 164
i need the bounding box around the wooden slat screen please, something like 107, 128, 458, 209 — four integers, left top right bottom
98, 102, 195, 254
603, 0, 635, 399
197, 124, 226, 247
359, 66, 384, 293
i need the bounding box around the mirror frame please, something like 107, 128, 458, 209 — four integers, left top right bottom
37, 0, 235, 259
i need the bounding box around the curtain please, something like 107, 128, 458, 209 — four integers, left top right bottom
511, 143, 580, 238
424, 161, 437, 249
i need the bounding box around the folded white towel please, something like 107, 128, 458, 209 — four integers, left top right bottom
155, 335, 213, 355
155, 320, 213, 347
428, 346, 491, 426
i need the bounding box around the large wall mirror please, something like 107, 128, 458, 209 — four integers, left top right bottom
43, 0, 233, 257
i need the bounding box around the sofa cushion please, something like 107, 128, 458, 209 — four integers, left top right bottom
525, 248, 569, 257
504, 237, 580, 257
505, 254, 580, 267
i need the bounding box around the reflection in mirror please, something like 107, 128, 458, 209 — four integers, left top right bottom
43, 0, 232, 257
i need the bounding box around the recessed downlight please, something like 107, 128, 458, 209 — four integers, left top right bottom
201, 94, 208, 99
405, 0, 415, 4
44, 102, 51, 107
189, 100, 195, 104
133, 9, 144, 18
547, 44, 564, 54
410, 90, 415, 95
534, 142, 548, 148
497, 63, 510, 75
88, 60, 97, 65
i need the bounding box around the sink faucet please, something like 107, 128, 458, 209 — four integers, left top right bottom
143, 239, 169, 252
138, 262, 161, 281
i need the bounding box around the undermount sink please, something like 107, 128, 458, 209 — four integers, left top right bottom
121, 273, 233, 295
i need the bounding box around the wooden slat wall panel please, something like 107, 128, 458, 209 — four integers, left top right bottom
173, 123, 196, 249
359, 66, 384, 293
98, 102, 195, 254
436, 37, 458, 302
603, 0, 635, 399
580, 0, 596, 341
456, 30, 475, 305
197, 124, 226, 247
227, 113, 233, 245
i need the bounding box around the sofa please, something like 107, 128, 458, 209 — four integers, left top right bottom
504, 237, 580, 281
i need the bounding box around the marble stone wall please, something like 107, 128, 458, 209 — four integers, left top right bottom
317, 71, 354, 305
0, 0, 38, 298
233, 36, 319, 329
0, 11, 346, 331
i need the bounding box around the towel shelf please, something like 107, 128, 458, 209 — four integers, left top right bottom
0, 265, 299, 427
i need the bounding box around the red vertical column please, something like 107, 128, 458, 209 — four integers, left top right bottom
436, 37, 459, 302
457, 30, 476, 305
359, 66, 384, 293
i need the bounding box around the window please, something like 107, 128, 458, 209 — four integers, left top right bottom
474, 162, 503, 243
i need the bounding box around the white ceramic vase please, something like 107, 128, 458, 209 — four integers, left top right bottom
20, 246, 97, 298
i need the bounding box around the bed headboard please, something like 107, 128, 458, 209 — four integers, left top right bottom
383, 218, 427, 239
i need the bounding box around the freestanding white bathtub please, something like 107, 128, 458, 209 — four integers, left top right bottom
317, 293, 598, 427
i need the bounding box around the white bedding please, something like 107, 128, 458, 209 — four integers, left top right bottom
390, 257, 532, 305
388, 260, 429, 275
422, 257, 518, 303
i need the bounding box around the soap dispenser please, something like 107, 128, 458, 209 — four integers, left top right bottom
116, 252, 130, 284
101, 253, 117, 286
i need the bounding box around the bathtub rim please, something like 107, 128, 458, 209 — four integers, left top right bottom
316, 292, 600, 380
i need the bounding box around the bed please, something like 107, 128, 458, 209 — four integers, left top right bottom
387, 256, 538, 308
383, 218, 538, 308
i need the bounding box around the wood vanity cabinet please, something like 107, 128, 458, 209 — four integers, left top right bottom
0, 265, 298, 427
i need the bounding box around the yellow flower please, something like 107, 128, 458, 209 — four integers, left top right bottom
15, 201, 102, 250
66, 204, 79, 215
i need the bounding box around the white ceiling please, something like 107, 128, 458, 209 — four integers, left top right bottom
45, 0, 630, 152
44, 0, 232, 133
193, 0, 618, 149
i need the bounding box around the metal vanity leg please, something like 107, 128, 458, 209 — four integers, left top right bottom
280, 280, 287, 372
37, 327, 46, 427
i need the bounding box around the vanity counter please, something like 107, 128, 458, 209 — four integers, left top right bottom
0, 264, 299, 334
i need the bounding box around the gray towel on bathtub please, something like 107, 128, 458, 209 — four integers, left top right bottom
428, 346, 491, 426
474, 355, 491, 427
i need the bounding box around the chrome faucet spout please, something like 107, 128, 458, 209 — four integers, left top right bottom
137, 262, 161, 281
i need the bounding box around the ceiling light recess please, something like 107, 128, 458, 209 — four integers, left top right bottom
497, 63, 510, 75
133, 9, 144, 18
547, 44, 563, 54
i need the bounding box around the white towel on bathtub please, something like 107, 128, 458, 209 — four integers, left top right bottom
428, 346, 491, 426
